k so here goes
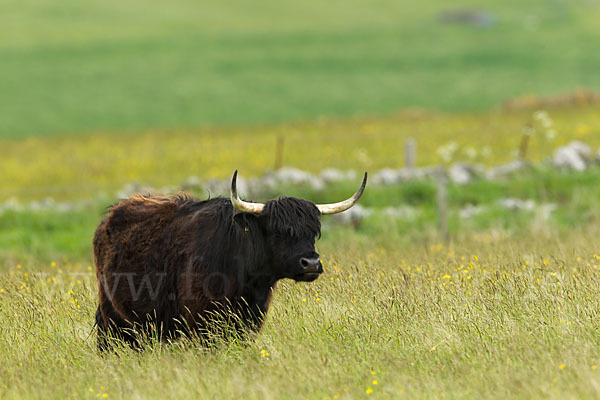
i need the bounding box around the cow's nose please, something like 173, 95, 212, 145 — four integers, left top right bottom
300, 257, 323, 273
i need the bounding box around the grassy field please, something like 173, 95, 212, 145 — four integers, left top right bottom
3, 147, 600, 398
1, 104, 600, 397
4, 0, 600, 397
2, 228, 600, 399
3, 118, 600, 398
2, 0, 600, 137
2, 87, 600, 399
3, 164, 600, 269
1, 105, 599, 201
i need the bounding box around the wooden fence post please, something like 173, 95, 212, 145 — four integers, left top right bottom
274, 135, 284, 170
436, 168, 450, 243
519, 125, 532, 161
405, 139, 416, 169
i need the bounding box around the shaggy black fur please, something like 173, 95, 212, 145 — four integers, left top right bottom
94, 194, 322, 349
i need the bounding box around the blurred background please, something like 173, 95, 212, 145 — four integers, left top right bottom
1, 0, 600, 265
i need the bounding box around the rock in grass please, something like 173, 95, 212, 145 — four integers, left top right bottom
459, 204, 486, 219
552, 141, 592, 171
263, 167, 325, 190
448, 163, 483, 184
319, 168, 357, 183
181, 176, 202, 191
486, 160, 529, 179
498, 198, 535, 211
329, 204, 372, 226
371, 167, 438, 185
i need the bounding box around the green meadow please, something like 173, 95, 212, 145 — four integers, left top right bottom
4, 229, 600, 399
2, 0, 600, 137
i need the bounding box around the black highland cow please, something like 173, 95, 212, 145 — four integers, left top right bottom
94, 171, 367, 348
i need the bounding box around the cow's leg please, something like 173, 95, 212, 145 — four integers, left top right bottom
97, 289, 139, 350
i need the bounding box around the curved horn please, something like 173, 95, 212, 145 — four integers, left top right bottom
317, 172, 367, 215
230, 170, 265, 214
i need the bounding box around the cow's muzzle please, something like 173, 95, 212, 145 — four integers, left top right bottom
300, 257, 322, 273
297, 257, 323, 281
